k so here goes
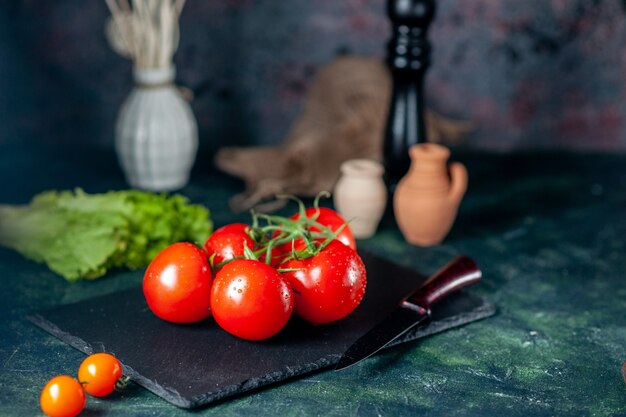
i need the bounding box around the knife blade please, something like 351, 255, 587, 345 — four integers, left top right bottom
334, 255, 482, 370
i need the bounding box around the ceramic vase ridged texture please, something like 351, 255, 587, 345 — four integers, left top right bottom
333, 159, 387, 239
116, 66, 198, 191
393, 144, 467, 246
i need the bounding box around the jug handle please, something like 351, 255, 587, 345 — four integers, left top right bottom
448, 162, 468, 202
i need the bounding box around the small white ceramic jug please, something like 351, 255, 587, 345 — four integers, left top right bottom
115, 65, 198, 191
333, 159, 387, 239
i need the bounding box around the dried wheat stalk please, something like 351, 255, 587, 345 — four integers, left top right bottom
104, 0, 184, 69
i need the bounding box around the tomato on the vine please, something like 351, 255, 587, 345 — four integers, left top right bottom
143, 242, 212, 323
278, 207, 356, 256
77, 353, 123, 397
204, 223, 287, 268
281, 240, 366, 325
203, 223, 254, 267
40, 375, 85, 417
300, 207, 356, 249
211, 259, 293, 340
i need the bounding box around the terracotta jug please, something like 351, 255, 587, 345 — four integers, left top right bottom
393, 143, 467, 246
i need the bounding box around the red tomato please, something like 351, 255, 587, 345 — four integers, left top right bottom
143, 242, 212, 323
203, 223, 254, 267
281, 240, 366, 325
211, 259, 293, 340
260, 244, 288, 267
40, 375, 85, 417
204, 223, 286, 267
277, 207, 356, 256
77, 353, 123, 397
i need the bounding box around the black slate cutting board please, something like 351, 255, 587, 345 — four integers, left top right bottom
28, 251, 495, 409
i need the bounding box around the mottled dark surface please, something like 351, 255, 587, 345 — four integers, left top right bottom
2, 0, 626, 152
27, 255, 492, 408
0, 142, 625, 416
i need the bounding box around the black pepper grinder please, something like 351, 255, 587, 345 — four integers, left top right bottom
383, 0, 436, 191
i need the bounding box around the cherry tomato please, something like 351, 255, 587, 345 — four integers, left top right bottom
278, 207, 356, 256
143, 242, 212, 323
211, 259, 293, 340
40, 375, 85, 417
77, 353, 123, 397
281, 240, 366, 325
203, 223, 254, 267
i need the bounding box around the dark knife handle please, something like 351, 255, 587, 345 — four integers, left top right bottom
405, 256, 482, 310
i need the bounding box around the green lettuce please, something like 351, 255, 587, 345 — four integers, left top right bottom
0, 189, 212, 281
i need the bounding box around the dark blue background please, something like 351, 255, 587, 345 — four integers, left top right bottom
1, 0, 625, 154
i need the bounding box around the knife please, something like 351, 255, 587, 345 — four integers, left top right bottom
334, 255, 482, 371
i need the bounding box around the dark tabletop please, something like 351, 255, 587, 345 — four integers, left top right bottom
0, 142, 624, 416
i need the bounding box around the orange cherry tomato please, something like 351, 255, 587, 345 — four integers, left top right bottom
40, 375, 85, 417
78, 353, 123, 397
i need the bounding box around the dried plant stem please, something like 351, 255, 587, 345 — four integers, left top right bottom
118, 0, 131, 13
104, 0, 184, 70
175, 0, 185, 16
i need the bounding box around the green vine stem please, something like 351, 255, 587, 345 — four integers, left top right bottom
214, 193, 349, 270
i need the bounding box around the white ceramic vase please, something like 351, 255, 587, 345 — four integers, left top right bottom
333, 159, 387, 239
115, 65, 198, 191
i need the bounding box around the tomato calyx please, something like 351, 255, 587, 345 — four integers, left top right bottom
207, 252, 217, 270
274, 220, 348, 263
251, 193, 352, 264
211, 193, 352, 270
115, 375, 131, 391
211, 241, 272, 270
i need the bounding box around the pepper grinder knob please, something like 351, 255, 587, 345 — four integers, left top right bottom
383, 0, 436, 191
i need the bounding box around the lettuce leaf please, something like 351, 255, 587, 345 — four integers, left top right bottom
0, 189, 212, 281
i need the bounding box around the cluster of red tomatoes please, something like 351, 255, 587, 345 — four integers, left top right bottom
143, 205, 368, 341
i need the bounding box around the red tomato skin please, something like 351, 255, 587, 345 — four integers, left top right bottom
203, 223, 255, 267
143, 242, 212, 323
282, 240, 366, 325
211, 259, 293, 341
